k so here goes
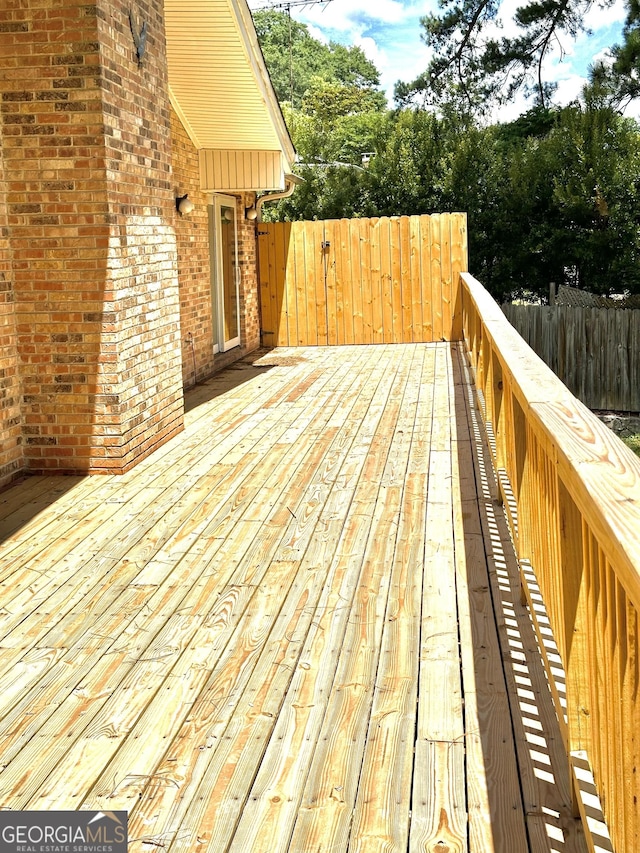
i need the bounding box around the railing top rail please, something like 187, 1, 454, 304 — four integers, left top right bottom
461, 271, 640, 610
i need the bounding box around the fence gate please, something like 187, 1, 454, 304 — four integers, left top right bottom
257, 214, 468, 347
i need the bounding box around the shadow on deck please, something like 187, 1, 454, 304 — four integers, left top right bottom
0, 344, 587, 853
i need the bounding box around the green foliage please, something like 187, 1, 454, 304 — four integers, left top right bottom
301, 77, 387, 122
272, 163, 369, 221
395, 0, 613, 112
395, 0, 502, 112
281, 94, 387, 165
585, 1, 640, 110
361, 110, 448, 215
252, 6, 640, 303
474, 106, 638, 300
252, 9, 380, 107
272, 103, 640, 302
623, 433, 640, 457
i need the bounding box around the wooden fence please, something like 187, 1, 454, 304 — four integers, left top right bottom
463, 272, 640, 853
257, 213, 468, 347
503, 303, 640, 412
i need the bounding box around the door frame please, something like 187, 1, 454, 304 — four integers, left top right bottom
209, 194, 240, 354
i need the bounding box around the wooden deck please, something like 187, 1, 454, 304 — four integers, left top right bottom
0, 344, 586, 853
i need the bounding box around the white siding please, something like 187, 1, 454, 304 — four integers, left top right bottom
199, 149, 285, 191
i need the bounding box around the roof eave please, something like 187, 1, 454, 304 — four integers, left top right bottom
228, 0, 297, 171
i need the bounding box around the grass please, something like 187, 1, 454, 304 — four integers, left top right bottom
622, 434, 640, 457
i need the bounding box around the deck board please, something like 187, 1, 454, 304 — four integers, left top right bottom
0, 344, 586, 853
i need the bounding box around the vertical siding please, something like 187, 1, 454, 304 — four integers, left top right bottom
199, 149, 283, 191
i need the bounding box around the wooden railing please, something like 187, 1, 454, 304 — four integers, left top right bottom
460, 272, 640, 853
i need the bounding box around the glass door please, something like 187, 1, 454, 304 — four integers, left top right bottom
209, 195, 240, 353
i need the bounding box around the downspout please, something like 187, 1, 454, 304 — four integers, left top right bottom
254, 173, 303, 221
254, 173, 302, 348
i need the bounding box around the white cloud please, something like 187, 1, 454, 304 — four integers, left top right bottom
247, 0, 432, 104
354, 35, 387, 70
554, 72, 589, 102
583, 0, 627, 30
300, 0, 433, 104
249, 0, 629, 113
304, 22, 329, 44
299, 0, 424, 30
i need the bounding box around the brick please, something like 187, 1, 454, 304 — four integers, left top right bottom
0, 0, 263, 483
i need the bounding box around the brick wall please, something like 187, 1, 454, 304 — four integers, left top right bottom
0, 119, 22, 487
171, 109, 215, 387
0, 0, 184, 477
171, 109, 261, 388
0, 0, 111, 474
96, 0, 183, 472
0, 0, 264, 483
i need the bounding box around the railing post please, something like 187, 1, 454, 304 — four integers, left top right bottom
510, 395, 530, 562
490, 350, 506, 474
557, 483, 591, 815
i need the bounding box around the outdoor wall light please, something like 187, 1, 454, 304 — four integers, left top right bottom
245, 206, 258, 220
176, 194, 194, 216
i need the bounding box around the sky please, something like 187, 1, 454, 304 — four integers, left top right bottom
248, 0, 632, 122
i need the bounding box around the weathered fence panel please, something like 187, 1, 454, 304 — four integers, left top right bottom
258, 213, 468, 347
503, 303, 640, 412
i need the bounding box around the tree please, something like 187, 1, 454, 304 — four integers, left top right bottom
301, 77, 386, 122
542, 105, 640, 294
252, 9, 380, 106
252, 10, 387, 220
253, 6, 640, 302
455, 106, 640, 299
585, 1, 640, 110
395, 0, 618, 113
361, 110, 448, 215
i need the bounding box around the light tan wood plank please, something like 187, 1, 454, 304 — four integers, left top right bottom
390, 217, 402, 344
312, 220, 327, 345
122, 348, 408, 849
286, 351, 417, 852
12, 348, 370, 804
450, 212, 468, 340
221, 350, 411, 853
420, 216, 434, 342
325, 220, 338, 346
451, 347, 530, 853
441, 212, 453, 339
0, 356, 317, 573
274, 220, 290, 347
0, 351, 374, 792
370, 217, 384, 344
410, 347, 466, 853
349, 218, 364, 345
360, 218, 374, 344
431, 214, 443, 341
380, 217, 393, 344
400, 215, 413, 343
293, 222, 309, 346
409, 215, 424, 343
348, 348, 425, 851
337, 219, 353, 345
0, 343, 584, 853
